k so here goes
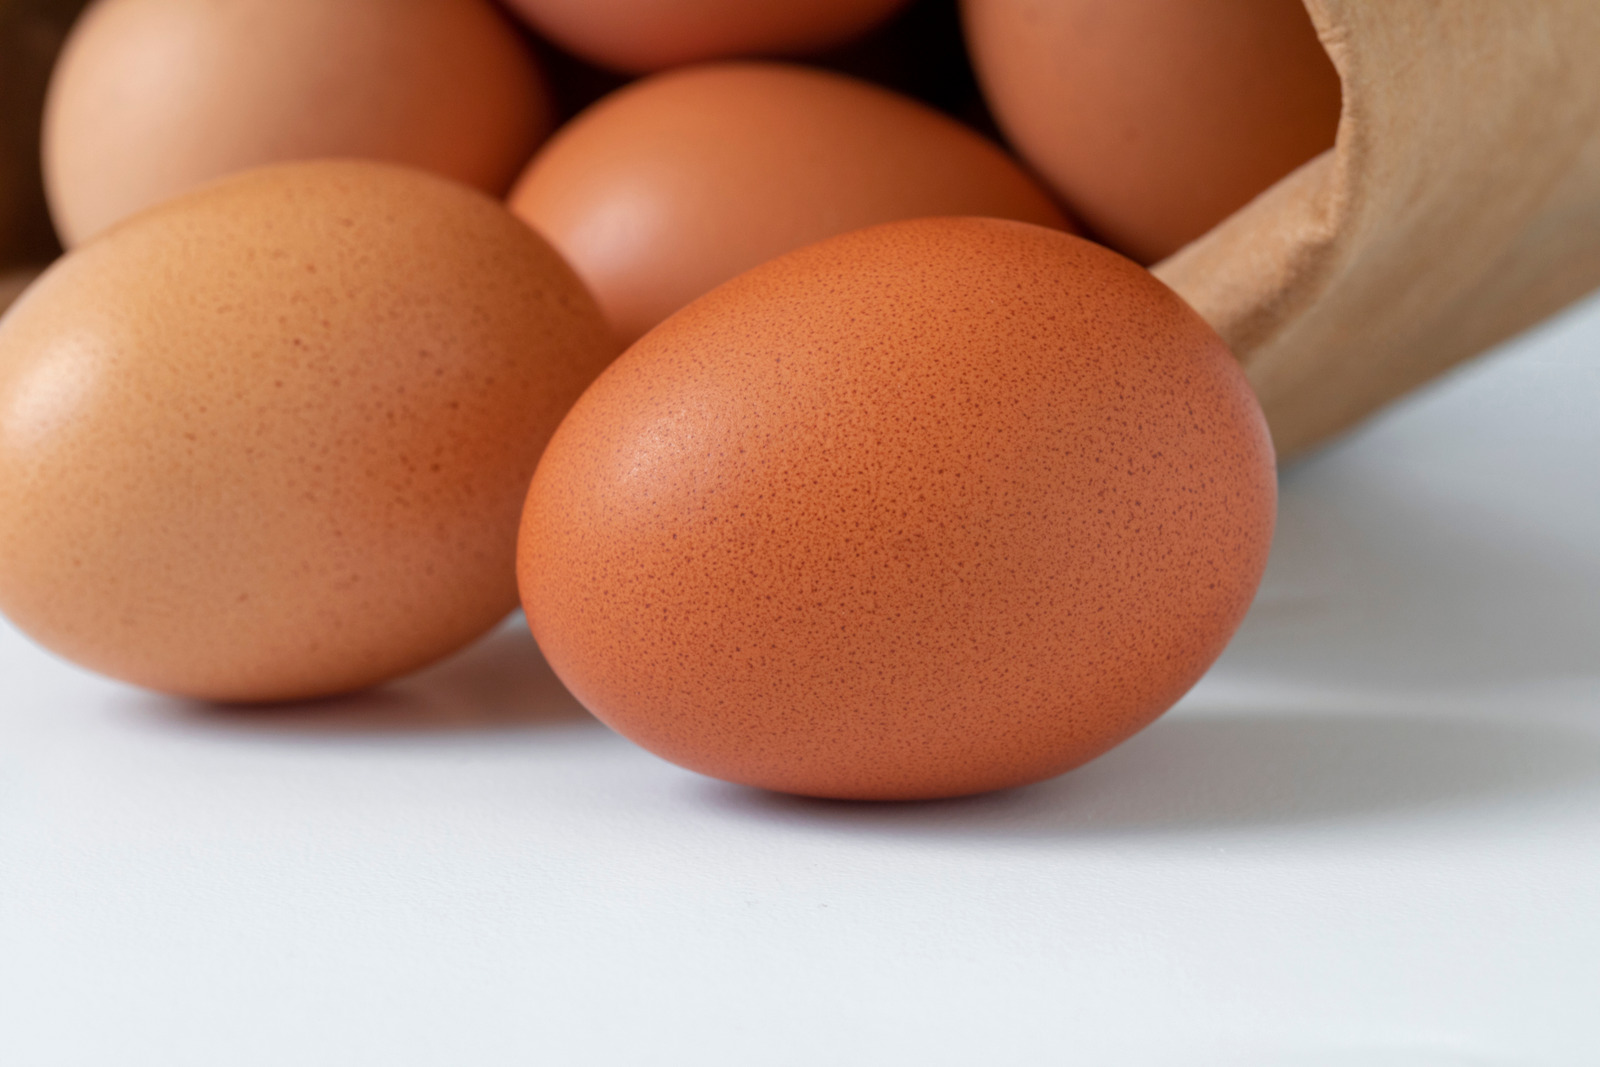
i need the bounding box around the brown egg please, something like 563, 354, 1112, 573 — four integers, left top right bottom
1, 0, 89, 269
503, 0, 911, 74
1, 269, 42, 317
0, 161, 616, 703
43, 0, 552, 247
510, 62, 1070, 346
519, 217, 1276, 801
962, 0, 1341, 263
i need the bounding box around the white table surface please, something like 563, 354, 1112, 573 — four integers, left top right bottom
3, 291, 1599, 1066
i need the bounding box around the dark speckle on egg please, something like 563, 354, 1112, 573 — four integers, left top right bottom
519, 217, 1276, 801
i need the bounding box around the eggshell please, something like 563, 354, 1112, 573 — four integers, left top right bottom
0, 269, 41, 317
510, 62, 1070, 346
0, 161, 616, 703
43, 0, 553, 247
962, 0, 1341, 263
1, 0, 86, 269
503, 0, 911, 74
519, 217, 1276, 801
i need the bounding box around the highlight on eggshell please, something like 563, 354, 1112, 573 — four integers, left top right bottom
962, 0, 1341, 263
510, 61, 1071, 347
42, 0, 553, 247
518, 217, 1277, 802
0, 160, 617, 704
501, 0, 913, 74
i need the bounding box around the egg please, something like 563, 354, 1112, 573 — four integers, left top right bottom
502, 0, 911, 74
0, 160, 616, 703
43, 0, 552, 247
1, 270, 41, 316
510, 62, 1070, 346
962, 0, 1341, 263
518, 217, 1276, 801
1, 0, 86, 269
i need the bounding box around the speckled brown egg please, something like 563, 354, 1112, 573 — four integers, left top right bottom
0, 160, 616, 703
962, 0, 1341, 263
518, 217, 1276, 801
509, 62, 1070, 347
502, 0, 911, 74
44, 0, 553, 247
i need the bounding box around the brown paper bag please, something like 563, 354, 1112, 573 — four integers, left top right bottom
1154, 0, 1600, 459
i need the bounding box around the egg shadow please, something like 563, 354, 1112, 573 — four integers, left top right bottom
1218, 455, 1600, 702
699, 708, 1600, 839
161, 617, 600, 735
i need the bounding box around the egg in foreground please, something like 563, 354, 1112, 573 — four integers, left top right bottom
0, 160, 616, 702
518, 218, 1276, 801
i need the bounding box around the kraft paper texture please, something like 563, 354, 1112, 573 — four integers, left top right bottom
1155, 0, 1600, 458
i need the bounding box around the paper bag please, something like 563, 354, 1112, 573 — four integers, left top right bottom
1154, 0, 1600, 458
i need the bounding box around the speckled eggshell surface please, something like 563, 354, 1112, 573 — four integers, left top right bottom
510, 62, 1070, 347
519, 217, 1277, 801
0, 160, 616, 703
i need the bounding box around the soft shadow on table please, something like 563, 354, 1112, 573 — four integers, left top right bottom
702, 710, 1600, 839
161, 620, 599, 735
1221, 439, 1600, 701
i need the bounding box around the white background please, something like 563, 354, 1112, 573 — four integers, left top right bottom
3, 292, 1599, 1065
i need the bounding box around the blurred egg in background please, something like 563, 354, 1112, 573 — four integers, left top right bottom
503, 0, 913, 74
0, 267, 41, 315
962, 0, 1342, 263
510, 61, 1069, 346
1, 0, 88, 286
42, 0, 554, 247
